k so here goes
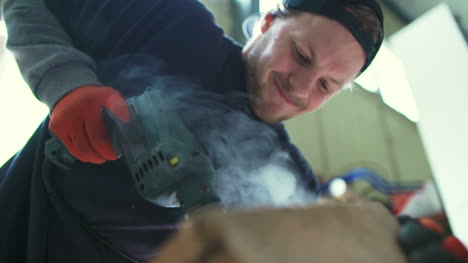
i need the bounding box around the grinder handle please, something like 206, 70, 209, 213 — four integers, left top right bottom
44, 134, 77, 170
44, 107, 130, 169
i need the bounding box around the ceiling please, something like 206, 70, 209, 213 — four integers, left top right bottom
381, 0, 468, 40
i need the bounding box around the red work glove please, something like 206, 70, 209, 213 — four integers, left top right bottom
398, 215, 468, 263
49, 85, 130, 164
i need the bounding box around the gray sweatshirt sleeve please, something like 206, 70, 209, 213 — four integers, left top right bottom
2, 0, 102, 110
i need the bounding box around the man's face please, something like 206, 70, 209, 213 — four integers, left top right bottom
242, 11, 366, 123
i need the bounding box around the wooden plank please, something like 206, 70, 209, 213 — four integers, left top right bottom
150, 201, 408, 263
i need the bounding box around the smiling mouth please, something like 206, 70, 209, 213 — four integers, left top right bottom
274, 76, 299, 107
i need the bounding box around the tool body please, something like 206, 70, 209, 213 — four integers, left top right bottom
45, 88, 220, 212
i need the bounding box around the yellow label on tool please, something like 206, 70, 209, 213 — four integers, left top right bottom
169, 156, 180, 167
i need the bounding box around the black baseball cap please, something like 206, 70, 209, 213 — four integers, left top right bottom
283, 0, 384, 73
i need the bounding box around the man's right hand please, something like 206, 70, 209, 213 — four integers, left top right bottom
49, 85, 130, 164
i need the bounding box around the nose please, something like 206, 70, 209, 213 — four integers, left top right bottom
289, 67, 320, 99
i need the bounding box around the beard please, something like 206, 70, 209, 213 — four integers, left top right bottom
243, 39, 288, 124
245, 51, 263, 120
245, 53, 262, 107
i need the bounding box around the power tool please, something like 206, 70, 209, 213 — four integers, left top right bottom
44, 87, 220, 212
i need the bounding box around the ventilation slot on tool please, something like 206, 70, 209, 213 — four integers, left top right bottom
158, 151, 164, 161
152, 155, 159, 166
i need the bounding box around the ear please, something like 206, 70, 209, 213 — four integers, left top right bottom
260, 13, 276, 34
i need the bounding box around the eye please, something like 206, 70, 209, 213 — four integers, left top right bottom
293, 43, 310, 66
319, 80, 330, 94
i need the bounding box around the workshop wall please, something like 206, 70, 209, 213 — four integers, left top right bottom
285, 87, 433, 199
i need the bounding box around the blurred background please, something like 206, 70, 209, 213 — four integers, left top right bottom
1, 0, 467, 244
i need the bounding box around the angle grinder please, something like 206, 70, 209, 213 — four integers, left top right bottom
44, 87, 220, 213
